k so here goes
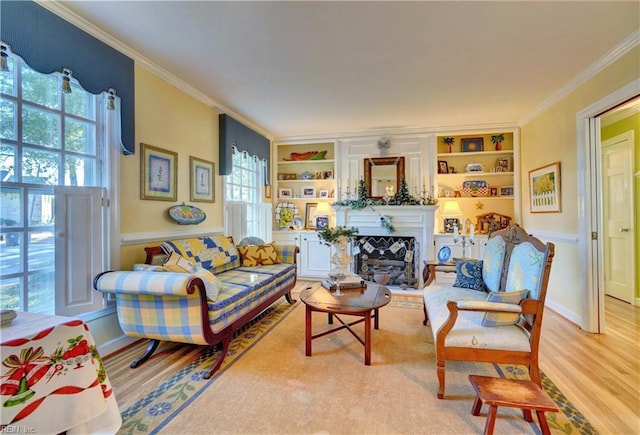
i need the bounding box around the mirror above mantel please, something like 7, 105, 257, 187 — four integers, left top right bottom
364, 156, 405, 199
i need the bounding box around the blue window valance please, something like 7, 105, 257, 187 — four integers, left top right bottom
0, 1, 135, 154
219, 114, 271, 184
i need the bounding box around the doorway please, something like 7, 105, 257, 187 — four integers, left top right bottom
578, 80, 639, 333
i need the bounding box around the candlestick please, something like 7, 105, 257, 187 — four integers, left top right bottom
453, 226, 459, 237
470, 224, 475, 241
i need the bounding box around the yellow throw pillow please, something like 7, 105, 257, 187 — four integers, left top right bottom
237, 242, 281, 267
163, 251, 196, 273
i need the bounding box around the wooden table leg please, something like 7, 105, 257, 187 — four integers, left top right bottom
364, 310, 372, 365
305, 305, 312, 357
536, 411, 552, 435
471, 396, 483, 416
374, 308, 379, 330
484, 405, 498, 435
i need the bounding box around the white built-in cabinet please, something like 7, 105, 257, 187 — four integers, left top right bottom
272, 231, 331, 278
433, 234, 488, 283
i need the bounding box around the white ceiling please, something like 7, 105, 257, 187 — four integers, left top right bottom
54, 1, 639, 139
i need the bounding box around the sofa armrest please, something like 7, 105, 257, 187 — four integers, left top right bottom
456, 300, 522, 314
94, 270, 204, 297
276, 244, 299, 264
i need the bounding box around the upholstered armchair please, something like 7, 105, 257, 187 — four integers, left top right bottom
423, 225, 555, 399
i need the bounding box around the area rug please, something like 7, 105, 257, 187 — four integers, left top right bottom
106, 296, 595, 434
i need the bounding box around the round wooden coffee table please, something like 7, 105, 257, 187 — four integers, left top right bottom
300, 282, 392, 365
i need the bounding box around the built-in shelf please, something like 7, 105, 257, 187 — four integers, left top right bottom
438, 171, 514, 177
437, 150, 513, 158
277, 159, 335, 165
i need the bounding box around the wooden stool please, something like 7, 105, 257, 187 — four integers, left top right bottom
468, 375, 559, 435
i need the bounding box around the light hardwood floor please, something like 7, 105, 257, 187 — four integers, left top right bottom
540, 296, 640, 434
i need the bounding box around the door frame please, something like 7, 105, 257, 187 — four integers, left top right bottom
577, 78, 640, 333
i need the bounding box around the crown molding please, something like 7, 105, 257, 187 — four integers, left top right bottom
36, 1, 273, 139
519, 28, 640, 126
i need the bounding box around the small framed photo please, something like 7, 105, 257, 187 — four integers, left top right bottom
443, 218, 460, 234
189, 156, 215, 203
279, 188, 293, 198
497, 157, 512, 172
490, 186, 498, 197
140, 143, 177, 201
461, 137, 484, 152
437, 160, 449, 174
323, 170, 334, 180
529, 161, 561, 213
315, 216, 329, 230
319, 189, 329, 198
500, 186, 514, 197
305, 203, 318, 229
301, 186, 316, 198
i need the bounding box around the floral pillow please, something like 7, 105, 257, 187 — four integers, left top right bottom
453, 260, 485, 290
237, 242, 281, 267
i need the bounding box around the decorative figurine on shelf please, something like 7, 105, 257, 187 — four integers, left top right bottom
442, 137, 455, 153
491, 134, 505, 151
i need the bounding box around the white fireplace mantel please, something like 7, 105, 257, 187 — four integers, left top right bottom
334, 205, 438, 288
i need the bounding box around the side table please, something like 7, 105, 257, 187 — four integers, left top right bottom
422, 260, 456, 286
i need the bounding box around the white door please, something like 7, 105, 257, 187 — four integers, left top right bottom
601, 131, 635, 304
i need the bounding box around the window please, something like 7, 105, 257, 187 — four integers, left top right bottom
0, 54, 111, 315
225, 147, 266, 241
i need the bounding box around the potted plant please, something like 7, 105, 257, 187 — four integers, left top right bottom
491, 134, 505, 151
317, 226, 359, 275
442, 137, 455, 153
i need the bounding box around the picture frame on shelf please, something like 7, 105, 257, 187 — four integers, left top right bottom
438, 160, 449, 174
443, 218, 460, 234
305, 203, 318, 229
279, 188, 293, 198
461, 137, 484, 152
318, 189, 329, 198
278, 173, 297, 180
529, 161, 561, 213
323, 170, 334, 179
140, 143, 177, 201
499, 186, 514, 197
497, 157, 512, 172
315, 216, 329, 230
490, 186, 498, 197
301, 186, 317, 198
189, 156, 215, 203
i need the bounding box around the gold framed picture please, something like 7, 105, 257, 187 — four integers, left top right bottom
140, 143, 177, 201
190, 156, 215, 203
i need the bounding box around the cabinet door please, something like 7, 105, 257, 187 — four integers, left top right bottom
299, 233, 331, 278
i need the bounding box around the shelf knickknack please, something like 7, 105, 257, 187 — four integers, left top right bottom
332, 178, 437, 234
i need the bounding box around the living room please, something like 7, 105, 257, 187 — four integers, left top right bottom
1, 1, 638, 434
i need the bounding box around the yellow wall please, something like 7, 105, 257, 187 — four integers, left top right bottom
601, 112, 640, 297
119, 66, 223, 268
521, 45, 640, 319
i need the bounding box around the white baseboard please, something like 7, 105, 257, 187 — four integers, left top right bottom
98, 334, 139, 358
545, 299, 582, 326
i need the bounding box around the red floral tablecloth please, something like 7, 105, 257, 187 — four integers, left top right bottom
1, 312, 121, 434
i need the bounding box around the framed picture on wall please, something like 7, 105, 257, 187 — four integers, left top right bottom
190, 156, 215, 203
140, 143, 177, 201
529, 161, 561, 213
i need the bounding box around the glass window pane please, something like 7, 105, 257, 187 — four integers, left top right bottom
65, 155, 96, 186
22, 147, 60, 185
28, 270, 54, 314
64, 85, 95, 120
22, 105, 61, 148
0, 99, 16, 140
21, 67, 59, 109
28, 190, 54, 226
28, 230, 54, 271
1, 186, 22, 226
1, 231, 23, 273
0, 57, 15, 96
0, 276, 22, 310
0, 143, 16, 182
65, 117, 95, 154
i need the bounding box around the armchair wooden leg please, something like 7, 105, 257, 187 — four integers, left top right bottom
130, 339, 160, 368
437, 360, 445, 399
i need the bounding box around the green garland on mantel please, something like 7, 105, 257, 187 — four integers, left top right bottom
332, 178, 438, 234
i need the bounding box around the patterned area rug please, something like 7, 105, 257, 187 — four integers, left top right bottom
107, 296, 596, 434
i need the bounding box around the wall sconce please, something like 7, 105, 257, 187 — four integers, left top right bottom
61, 68, 73, 94
106, 88, 116, 110
0, 42, 9, 72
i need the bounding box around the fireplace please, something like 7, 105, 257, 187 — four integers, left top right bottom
334, 205, 437, 288
353, 235, 418, 289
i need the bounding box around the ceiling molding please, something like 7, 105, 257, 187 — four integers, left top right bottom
36, 0, 274, 140
519, 28, 640, 126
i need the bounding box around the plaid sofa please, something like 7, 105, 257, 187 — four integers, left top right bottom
94, 235, 298, 378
